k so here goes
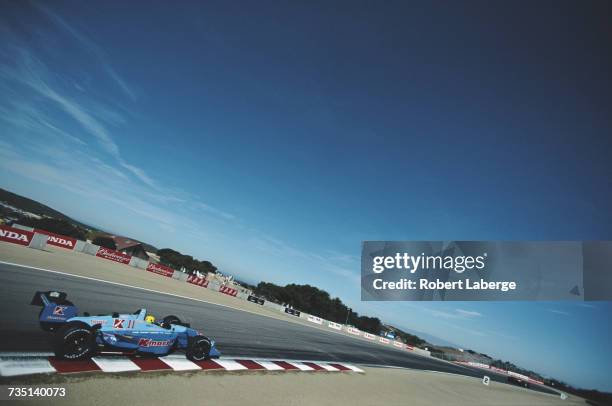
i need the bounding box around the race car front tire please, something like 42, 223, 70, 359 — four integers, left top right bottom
53, 321, 97, 360
186, 336, 211, 362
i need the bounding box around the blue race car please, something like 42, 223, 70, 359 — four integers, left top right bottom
31, 291, 221, 361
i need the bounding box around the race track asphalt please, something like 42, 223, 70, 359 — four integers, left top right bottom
0, 263, 556, 395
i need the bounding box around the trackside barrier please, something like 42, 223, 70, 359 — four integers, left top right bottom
186, 275, 209, 287
411, 347, 430, 356
29, 233, 49, 250
12, 224, 34, 232
96, 247, 132, 264
134, 258, 149, 270
82, 243, 100, 255
0, 224, 35, 247
34, 229, 76, 250
145, 262, 174, 277
328, 321, 342, 330
364, 332, 375, 340
347, 327, 361, 336
170, 271, 188, 282
247, 295, 265, 305
219, 286, 238, 297
74, 240, 86, 252
9, 225, 77, 251
263, 301, 284, 311
393, 341, 404, 348
128, 257, 148, 270
307, 315, 323, 325
379, 337, 390, 344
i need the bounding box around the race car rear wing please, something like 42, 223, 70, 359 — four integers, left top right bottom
31, 291, 78, 329
30, 291, 69, 306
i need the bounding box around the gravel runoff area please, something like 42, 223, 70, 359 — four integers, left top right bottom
2, 367, 584, 406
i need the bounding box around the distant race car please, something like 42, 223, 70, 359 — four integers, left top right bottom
31, 291, 221, 361
507, 375, 530, 388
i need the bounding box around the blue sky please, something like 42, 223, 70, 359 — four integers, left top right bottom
1, 1, 611, 391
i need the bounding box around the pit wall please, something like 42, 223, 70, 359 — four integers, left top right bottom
0, 224, 430, 357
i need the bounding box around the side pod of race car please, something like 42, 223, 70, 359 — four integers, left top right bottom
31, 291, 221, 361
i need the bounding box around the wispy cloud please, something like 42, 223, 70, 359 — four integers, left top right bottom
5, 49, 159, 189
576, 303, 597, 310
427, 308, 484, 319
35, 4, 138, 102
1, 5, 359, 293
546, 309, 571, 316
455, 309, 483, 318
0, 9, 236, 229
0, 3, 363, 312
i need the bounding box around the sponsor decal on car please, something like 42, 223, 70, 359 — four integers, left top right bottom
53, 306, 67, 316
113, 319, 135, 329
137, 338, 174, 347
90, 319, 107, 326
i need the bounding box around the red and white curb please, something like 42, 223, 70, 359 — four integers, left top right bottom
0, 353, 364, 377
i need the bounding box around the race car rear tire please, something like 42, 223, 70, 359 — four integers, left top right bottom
186, 336, 211, 362
53, 321, 97, 360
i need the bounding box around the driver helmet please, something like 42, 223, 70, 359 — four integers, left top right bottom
145, 315, 156, 324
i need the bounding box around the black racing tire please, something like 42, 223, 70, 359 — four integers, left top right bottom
161, 315, 181, 328
53, 321, 96, 360
186, 336, 211, 362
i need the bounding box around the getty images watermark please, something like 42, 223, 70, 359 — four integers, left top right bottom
361, 241, 612, 301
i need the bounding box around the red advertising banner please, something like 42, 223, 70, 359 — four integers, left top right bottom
186, 275, 209, 287
96, 247, 132, 264
0, 225, 34, 247
146, 263, 174, 277
34, 229, 77, 250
